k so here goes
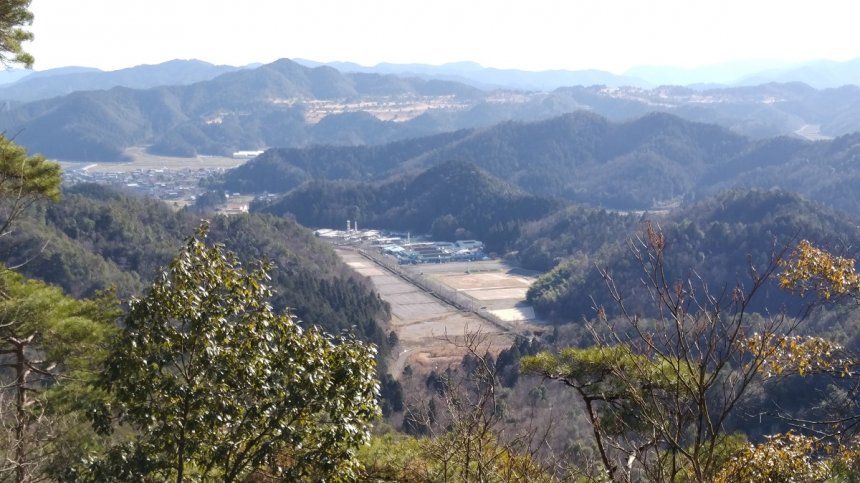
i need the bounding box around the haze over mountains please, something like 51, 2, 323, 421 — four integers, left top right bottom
295, 56, 860, 90
293, 59, 649, 90
0, 59, 244, 103
7, 56, 860, 96
7, 57, 860, 162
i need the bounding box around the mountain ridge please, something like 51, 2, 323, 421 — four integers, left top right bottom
255, 159, 561, 252
0, 59, 244, 103
222, 110, 860, 219
9, 59, 860, 162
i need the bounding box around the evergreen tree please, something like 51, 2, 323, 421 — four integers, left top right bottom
0, 0, 34, 68
0, 269, 118, 482
80, 224, 379, 482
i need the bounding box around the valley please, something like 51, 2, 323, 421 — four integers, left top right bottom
7, 5, 860, 475
59, 147, 252, 206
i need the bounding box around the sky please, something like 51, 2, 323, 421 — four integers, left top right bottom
25, 0, 860, 74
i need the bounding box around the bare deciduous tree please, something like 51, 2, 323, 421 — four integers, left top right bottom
524, 223, 799, 482
402, 331, 557, 482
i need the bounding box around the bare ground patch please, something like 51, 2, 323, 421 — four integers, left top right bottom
436, 272, 532, 290
337, 248, 514, 376
58, 147, 247, 173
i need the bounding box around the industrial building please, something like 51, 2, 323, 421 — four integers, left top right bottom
314, 225, 486, 264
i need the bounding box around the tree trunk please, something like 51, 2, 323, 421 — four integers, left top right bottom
12, 338, 28, 483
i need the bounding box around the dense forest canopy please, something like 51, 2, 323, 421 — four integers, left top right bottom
526, 189, 860, 321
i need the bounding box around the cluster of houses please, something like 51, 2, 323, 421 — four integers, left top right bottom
62, 166, 225, 203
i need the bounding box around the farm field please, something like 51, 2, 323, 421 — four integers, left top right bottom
337, 249, 544, 376
58, 146, 246, 173
402, 260, 541, 325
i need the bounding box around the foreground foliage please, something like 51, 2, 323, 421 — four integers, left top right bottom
0, 268, 118, 482
523, 223, 792, 482
521, 236, 860, 481
72, 225, 379, 482
0, 0, 34, 68
0, 134, 61, 242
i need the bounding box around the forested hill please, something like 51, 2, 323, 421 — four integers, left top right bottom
224, 111, 860, 216
223, 111, 749, 209
1, 184, 389, 349
526, 189, 860, 322
223, 130, 473, 193
513, 204, 641, 272
255, 160, 561, 252
415, 111, 750, 207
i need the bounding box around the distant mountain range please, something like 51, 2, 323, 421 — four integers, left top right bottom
3, 55, 860, 103
7, 58, 860, 162
302, 57, 860, 90
294, 59, 649, 90
736, 58, 860, 89
0, 59, 489, 161
624, 60, 796, 87
0, 59, 245, 103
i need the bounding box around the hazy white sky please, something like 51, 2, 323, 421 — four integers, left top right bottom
25, 0, 860, 73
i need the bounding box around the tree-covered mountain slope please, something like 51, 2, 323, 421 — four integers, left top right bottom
224, 111, 750, 207
526, 189, 860, 322
1, 184, 390, 347
12, 56, 860, 163
224, 111, 860, 217
255, 160, 561, 252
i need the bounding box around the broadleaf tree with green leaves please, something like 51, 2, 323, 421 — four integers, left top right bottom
76, 224, 380, 482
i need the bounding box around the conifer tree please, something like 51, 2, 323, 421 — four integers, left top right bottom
0, 0, 34, 68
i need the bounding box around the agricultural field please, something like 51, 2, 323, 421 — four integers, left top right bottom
58, 146, 245, 173
337, 249, 544, 376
